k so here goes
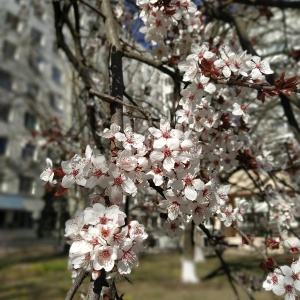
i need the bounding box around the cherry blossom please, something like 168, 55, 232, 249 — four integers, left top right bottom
219, 205, 236, 227
40, 158, 54, 183
214, 46, 237, 78
246, 56, 273, 80
115, 124, 145, 150
39, 18, 300, 295
149, 118, 183, 149
171, 170, 204, 201
93, 245, 117, 272
84, 154, 108, 189
61, 155, 87, 188
281, 263, 300, 291
232, 103, 250, 123
102, 164, 137, 204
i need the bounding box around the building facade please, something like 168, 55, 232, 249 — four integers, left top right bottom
0, 0, 72, 232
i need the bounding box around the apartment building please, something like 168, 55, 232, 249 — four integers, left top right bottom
0, 1, 72, 231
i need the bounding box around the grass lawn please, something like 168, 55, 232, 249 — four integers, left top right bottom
0, 247, 283, 300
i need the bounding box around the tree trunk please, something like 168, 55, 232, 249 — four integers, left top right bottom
181, 222, 199, 283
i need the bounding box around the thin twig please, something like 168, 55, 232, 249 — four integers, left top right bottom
90, 89, 153, 127
199, 224, 241, 300
78, 0, 105, 19
231, 225, 268, 261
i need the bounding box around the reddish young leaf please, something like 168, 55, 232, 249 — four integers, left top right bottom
274, 72, 298, 96
265, 238, 280, 249
53, 167, 65, 178
54, 187, 68, 197
259, 257, 276, 271
242, 233, 254, 245
44, 182, 54, 192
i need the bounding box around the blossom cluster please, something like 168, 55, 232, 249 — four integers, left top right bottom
137, 0, 197, 45
260, 226, 300, 300
41, 119, 249, 235
263, 258, 300, 300
262, 185, 300, 228
40, 37, 299, 297
65, 203, 147, 279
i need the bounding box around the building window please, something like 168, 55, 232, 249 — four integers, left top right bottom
0, 210, 33, 229
0, 105, 10, 122
26, 83, 39, 100
0, 137, 8, 155
53, 41, 58, 53
0, 70, 12, 90
19, 176, 34, 194
165, 78, 173, 86
33, 3, 44, 19
6, 12, 19, 30
28, 51, 44, 73
165, 92, 173, 101
2, 41, 16, 59
49, 94, 62, 111
24, 112, 36, 130
30, 28, 42, 45
21, 143, 35, 160
52, 66, 61, 84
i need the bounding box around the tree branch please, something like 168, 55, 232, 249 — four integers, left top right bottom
231, 14, 300, 143
65, 269, 88, 300
199, 224, 241, 300
90, 89, 153, 126
230, 0, 300, 9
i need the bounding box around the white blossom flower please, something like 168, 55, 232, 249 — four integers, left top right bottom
93, 245, 117, 272
232, 103, 249, 123
84, 203, 120, 226
171, 170, 204, 201
85, 154, 108, 189
149, 118, 183, 149
219, 205, 236, 227
101, 123, 121, 139
115, 124, 145, 150
117, 239, 139, 275
40, 158, 54, 183
246, 56, 273, 80
281, 263, 300, 291
61, 155, 86, 188
102, 164, 137, 203
65, 209, 85, 239
262, 268, 283, 291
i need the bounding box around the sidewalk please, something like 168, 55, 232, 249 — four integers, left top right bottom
0, 229, 60, 258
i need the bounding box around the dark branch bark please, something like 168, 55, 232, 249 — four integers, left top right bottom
65, 270, 88, 300
231, 15, 300, 143
110, 47, 124, 129
199, 224, 240, 300
231, 0, 300, 9
87, 270, 109, 300
52, 1, 94, 88
90, 90, 153, 126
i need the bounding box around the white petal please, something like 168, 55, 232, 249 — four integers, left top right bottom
193, 179, 204, 190
184, 186, 197, 200
150, 151, 164, 162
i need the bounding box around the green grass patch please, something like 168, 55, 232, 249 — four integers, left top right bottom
0, 250, 284, 300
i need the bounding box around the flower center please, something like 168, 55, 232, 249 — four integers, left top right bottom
162, 131, 171, 139
163, 147, 172, 158
183, 176, 193, 186
92, 169, 103, 178
114, 175, 124, 186
72, 169, 79, 177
